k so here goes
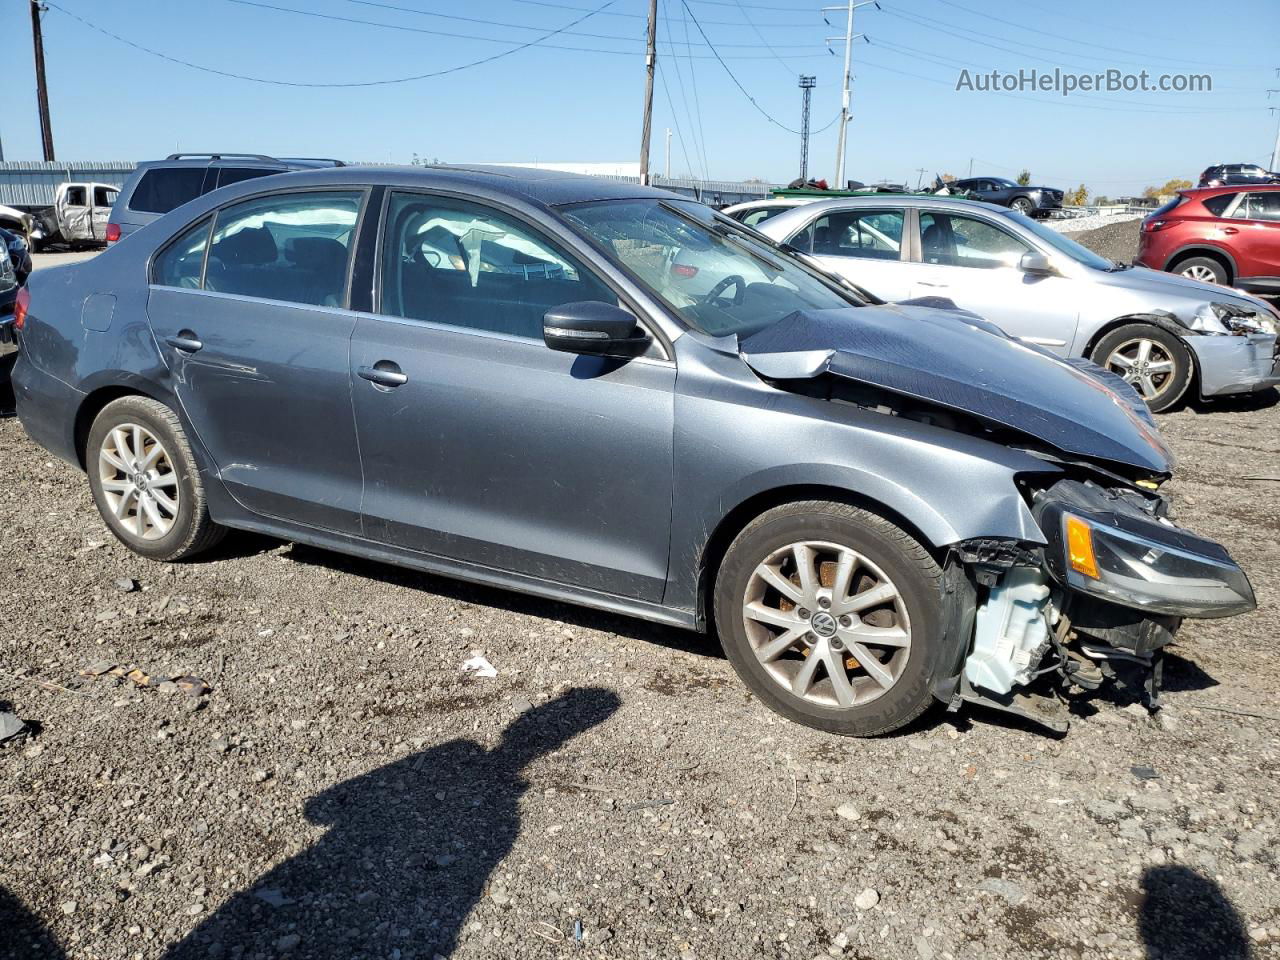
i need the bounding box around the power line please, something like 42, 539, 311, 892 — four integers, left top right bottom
661, 0, 710, 181
45, 0, 623, 85
732, 0, 799, 77
410, 0, 828, 30
929, 0, 1247, 70
678, 0, 714, 180
656, 60, 699, 180
678, 0, 803, 134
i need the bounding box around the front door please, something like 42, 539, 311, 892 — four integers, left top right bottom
351, 191, 676, 601
1228, 191, 1280, 280
910, 210, 1079, 353
787, 206, 916, 301
146, 188, 367, 533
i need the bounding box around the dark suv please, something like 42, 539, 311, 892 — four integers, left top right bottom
949, 177, 1063, 217
108, 153, 344, 243
1198, 163, 1280, 188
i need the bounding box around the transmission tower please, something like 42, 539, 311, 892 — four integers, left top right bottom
799, 75, 817, 182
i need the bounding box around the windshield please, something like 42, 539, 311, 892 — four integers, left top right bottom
1002, 210, 1116, 271
560, 198, 861, 338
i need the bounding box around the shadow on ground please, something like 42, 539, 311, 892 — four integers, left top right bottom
1, 686, 619, 960
1138, 865, 1252, 960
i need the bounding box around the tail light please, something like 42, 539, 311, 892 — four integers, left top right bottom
105, 223, 121, 244
14, 286, 30, 330
671, 263, 698, 279
1142, 218, 1169, 232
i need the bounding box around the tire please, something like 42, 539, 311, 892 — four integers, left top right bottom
1011, 196, 1035, 215
86, 395, 224, 561
1173, 255, 1228, 286
714, 501, 945, 737
1090, 323, 1193, 413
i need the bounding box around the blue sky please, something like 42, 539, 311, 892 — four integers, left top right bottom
1, 0, 1277, 196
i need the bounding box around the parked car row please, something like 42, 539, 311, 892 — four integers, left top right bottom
723, 193, 1279, 412
6, 163, 1260, 739
0, 225, 33, 412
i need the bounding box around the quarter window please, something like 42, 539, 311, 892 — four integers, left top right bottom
153, 217, 212, 289
93, 187, 117, 207
128, 168, 208, 214
379, 192, 615, 339
919, 212, 1030, 269
205, 191, 362, 307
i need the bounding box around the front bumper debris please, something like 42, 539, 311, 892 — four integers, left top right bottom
1188, 331, 1280, 398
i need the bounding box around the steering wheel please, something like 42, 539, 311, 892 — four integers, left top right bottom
704, 274, 746, 307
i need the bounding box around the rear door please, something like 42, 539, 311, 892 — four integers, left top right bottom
784, 206, 914, 300
910, 210, 1079, 350
146, 188, 368, 533
1227, 191, 1280, 280
350, 190, 676, 601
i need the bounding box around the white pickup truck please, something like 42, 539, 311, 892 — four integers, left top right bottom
0, 181, 119, 250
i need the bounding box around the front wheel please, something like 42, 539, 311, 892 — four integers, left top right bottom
1090, 323, 1193, 413
714, 501, 945, 737
1011, 197, 1035, 215
86, 395, 225, 561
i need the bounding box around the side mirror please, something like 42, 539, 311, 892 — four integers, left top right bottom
543, 301, 651, 358
1019, 251, 1055, 275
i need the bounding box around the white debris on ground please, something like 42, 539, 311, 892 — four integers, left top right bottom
1043, 212, 1142, 234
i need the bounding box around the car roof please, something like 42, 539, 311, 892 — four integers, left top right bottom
192, 163, 682, 208
753, 193, 1020, 237
1184, 183, 1280, 196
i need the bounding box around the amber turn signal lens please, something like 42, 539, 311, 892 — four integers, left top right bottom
1065, 515, 1099, 580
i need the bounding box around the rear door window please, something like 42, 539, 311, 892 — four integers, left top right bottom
919, 212, 1030, 268
804, 208, 904, 260
1233, 192, 1280, 222
205, 191, 363, 307
93, 187, 117, 207
216, 167, 280, 189
152, 217, 213, 289
128, 168, 208, 214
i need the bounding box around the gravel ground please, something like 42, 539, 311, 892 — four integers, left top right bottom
3, 246, 1280, 960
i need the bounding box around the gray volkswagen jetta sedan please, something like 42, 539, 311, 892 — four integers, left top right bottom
10, 165, 1256, 736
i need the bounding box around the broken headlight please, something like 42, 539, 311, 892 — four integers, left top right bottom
1192, 302, 1278, 336
1033, 480, 1255, 619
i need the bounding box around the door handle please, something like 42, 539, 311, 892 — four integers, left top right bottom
1222, 226, 1239, 235
165, 331, 203, 353
358, 362, 408, 388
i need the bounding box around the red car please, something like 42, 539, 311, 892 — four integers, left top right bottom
1136, 185, 1280, 295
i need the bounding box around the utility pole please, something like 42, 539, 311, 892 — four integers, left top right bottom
823, 0, 874, 189
30, 0, 55, 161
968, 157, 974, 177
914, 167, 929, 189
664, 128, 672, 178
1271, 107, 1280, 172
638, 0, 658, 185
798, 75, 816, 182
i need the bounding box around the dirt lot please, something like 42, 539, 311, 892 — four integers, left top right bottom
3, 252, 1280, 960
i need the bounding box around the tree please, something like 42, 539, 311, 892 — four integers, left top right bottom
1094, 195, 1111, 206
1065, 184, 1089, 206
1143, 178, 1192, 200
940, 173, 956, 182
1016, 169, 1032, 186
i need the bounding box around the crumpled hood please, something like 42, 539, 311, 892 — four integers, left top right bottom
739, 305, 1175, 476
1100, 264, 1274, 315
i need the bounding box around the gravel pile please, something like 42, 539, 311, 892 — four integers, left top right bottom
1062, 218, 1145, 265
3, 313, 1280, 959
1043, 212, 1142, 235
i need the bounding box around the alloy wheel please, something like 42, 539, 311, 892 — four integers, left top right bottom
741, 540, 912, 708
98, 423, 180, 541
1104, 338, 1178, 401
1180, 264, 1219, 284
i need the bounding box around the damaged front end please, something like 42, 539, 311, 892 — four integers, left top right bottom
939, 478, 1255, 732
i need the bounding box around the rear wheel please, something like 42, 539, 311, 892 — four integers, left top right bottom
86, 396, 224, 561
1174, 255, 1228, 285
714, 501, 944, 737
1090, 323, 1193, 413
